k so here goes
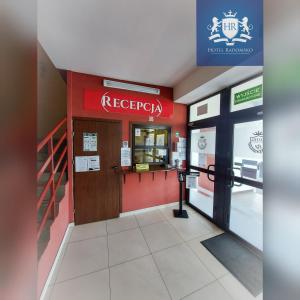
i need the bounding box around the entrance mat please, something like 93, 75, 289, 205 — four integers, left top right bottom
201, 233, 262, 297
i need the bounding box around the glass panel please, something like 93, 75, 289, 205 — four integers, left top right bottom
135, 128, 168, 147
189, 94, 220, 122
189, 168, 214, 218
190, 127, 216, 168
133, 148, 168, 164
230, 185, 263, 250
233, 120, 263, 182
231, 76, 263, 112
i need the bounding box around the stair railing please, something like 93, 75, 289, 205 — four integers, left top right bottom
37, 117, 68, 240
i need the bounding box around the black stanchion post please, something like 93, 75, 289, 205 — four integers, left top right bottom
173, 169, 189, 218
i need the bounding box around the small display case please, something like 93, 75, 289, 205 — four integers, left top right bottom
132, 124, 171, 166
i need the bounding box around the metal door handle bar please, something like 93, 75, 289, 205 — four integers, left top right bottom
207, 164, 215, 182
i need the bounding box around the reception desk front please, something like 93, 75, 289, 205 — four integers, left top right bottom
121, 168, 180, 212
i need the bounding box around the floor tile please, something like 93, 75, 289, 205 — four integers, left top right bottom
182, 281, 234, 300
153, 243, 215, 300
48, 228, 73, 285
187, 238, 229, 278
141, 221, 183, 252
219, 273, 256, 300
51, 269, 109, 300
69, 221, 107, 242
135, 209, 166, 227
106, 215, 138, 234
110, 255, 171, 300
168, 217, 211, 241
159, 205, 177, 219
108, 228, 150, 266
56, 237, 108, 282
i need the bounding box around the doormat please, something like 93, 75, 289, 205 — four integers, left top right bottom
201, 233, 262, 297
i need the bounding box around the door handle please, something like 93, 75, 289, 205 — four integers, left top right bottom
111, 166, 119, 170
227, 168, 242, 188
233, 167, 242, 187
227, 168, 234, 188
207, 164, 215, 182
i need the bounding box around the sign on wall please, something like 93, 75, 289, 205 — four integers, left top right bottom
196, 0, 263, 66
84, 88, 174, 118
234, 84, 263, 105
231, 75, 263, 112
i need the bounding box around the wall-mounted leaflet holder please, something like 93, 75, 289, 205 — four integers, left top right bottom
75, 156, 100, 172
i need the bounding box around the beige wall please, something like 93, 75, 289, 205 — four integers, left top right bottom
173, 67, 229, 101
38, 43, 66, 139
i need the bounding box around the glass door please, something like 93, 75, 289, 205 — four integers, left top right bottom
228, 119, 263, 250
189, 126, 217, 218
187, 74, 263, 252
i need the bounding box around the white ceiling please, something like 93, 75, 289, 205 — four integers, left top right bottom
38, 0, 197, 87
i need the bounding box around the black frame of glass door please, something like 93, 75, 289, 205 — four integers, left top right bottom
186, 73, 263, 252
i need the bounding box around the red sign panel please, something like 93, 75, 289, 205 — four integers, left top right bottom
84, 88, 174, 118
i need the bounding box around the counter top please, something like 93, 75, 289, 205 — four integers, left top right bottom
121, 167, 178, 183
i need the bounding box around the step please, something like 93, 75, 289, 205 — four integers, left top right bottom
37, 219, 52, 259
38, 172, 67, 185
37, 185, 65, 224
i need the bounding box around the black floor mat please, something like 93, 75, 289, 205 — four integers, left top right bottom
201, 233, 262, 297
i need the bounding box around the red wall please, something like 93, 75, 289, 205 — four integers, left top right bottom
37, 184, 70, 297
67, 71, 187, 217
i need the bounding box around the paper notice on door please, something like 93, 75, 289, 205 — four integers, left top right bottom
198, 153, 207, 168
75, 156, 100, 172
121, 147, 131, 167
156, 134, 165, 146
157, 149, 167, 157
186, 175, 198, 189
145, 133, 155, 146
75, 156, 89, 172
83, 132, 97, 151
135, 128, 141, 136
88, 156, 100, 171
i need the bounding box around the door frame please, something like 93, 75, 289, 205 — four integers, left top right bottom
186, 73, 263, 252
72, 117, 123, 217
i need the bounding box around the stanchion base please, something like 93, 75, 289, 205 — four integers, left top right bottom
173, 209, 189, 218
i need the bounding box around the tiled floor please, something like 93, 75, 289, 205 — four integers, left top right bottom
44, 203, 263, 300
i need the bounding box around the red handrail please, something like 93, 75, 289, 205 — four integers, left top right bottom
37, 118, 67, 152
37, 117, 68, 241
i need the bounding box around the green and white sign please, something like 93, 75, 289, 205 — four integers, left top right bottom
234, 84, 263, 105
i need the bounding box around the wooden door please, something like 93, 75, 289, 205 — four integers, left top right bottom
73, 119, 121, 225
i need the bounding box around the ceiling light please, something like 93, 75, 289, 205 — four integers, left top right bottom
103, 79, 160, 95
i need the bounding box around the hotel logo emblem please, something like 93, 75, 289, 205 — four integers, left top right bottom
248, 131, 263, 153
198, 136, 207, 150
207, 10, 253, 46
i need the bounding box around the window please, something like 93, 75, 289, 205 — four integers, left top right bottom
189, 94, 220, 122
132, 124, 171, 165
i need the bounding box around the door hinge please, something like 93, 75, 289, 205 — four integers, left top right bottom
72, 131, 75, 137
72, 159, 74, 165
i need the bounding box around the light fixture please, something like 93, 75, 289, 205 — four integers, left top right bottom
103, 79, 160, 95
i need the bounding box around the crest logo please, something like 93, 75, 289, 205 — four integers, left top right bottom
248, 131, 263, 153
208, 10, 253, 46
198, 136, 207, 150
